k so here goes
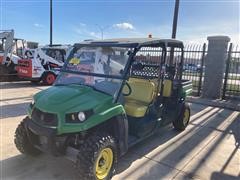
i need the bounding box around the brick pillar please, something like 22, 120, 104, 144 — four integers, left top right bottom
202, 36, 230, 99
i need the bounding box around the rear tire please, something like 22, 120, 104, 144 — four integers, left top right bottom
42, 72, 56, 85
173, 103, 190, 131
76, 132, 117, 180
14, 117, 41, 156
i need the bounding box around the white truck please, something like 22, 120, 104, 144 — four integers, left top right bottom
17, 45, 73, 85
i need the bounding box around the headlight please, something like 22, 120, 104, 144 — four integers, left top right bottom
65, 110, 93, 123
78, 112, 86, 122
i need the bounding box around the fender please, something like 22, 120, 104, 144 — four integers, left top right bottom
58, 104, 126, 134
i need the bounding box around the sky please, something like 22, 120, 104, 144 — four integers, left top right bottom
0, 0, 239, 45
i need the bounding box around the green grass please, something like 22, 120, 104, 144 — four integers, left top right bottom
191, 80, 199, 87
189, 80, 239, 93
226, 84, 240, 92
183, 72, 240, 80
227, 75, 240, 81
182, 72, 200, 77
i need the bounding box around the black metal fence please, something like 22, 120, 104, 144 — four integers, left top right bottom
135, 44, 240, 99
222, 43, 240, 99
181, 44, 206, 96
181, 42, 240, 99
138, 43, 240, 99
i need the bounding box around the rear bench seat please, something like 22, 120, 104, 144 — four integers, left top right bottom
123, 78, 156, 117
123, 77, 173, 117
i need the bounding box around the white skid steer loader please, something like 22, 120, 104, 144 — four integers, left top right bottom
17, 45, 73, 85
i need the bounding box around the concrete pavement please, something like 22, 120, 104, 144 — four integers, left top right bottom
1, 82, 239, 180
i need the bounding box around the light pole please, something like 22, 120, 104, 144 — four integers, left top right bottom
95, 24, 109, 40
50, 0, 53, 46
172, 0, 180, 39
170, 0, 180, 65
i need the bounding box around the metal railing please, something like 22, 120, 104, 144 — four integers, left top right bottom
222, 43, 240, 99
181, 43, 207, 96
181, 42, 240, 99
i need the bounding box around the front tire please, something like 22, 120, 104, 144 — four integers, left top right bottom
14, 117, 41, 156
76, 133, 117, 180
173, 103, 190, 131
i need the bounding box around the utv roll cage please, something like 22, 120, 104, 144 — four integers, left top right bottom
61, 38, 185, 102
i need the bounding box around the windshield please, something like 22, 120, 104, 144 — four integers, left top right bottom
55, 46, 131, 96
42, 48, 66, 62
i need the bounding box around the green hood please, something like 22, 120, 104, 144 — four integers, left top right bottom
34, 85, 113, 113
30, 84, 125, 134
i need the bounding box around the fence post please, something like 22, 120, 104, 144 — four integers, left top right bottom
197, 43, 206, 96
202, 36, 230, 99
222, 43, 233, 99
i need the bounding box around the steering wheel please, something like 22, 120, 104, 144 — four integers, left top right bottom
122, 81, 132, 96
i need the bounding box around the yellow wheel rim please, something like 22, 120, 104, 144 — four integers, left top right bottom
183, 108, 190, 126
95, 148, 113, 180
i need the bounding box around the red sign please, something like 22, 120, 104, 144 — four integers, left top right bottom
0, 56, 3, 64
17, 59, 32, 78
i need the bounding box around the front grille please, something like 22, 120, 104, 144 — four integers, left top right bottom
31, 108, 58, 127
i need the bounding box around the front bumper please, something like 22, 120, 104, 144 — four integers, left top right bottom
26, 118, 57, 136
25, 118, 64, 156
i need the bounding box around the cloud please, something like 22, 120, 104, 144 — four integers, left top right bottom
79, 23, 86, 27
90, 32, 97, 37
33, 23, 43, 28
73, 25, 100, 39
113, 22, 135, 30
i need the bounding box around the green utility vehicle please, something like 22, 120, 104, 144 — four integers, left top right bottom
15, 38, 192, 180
